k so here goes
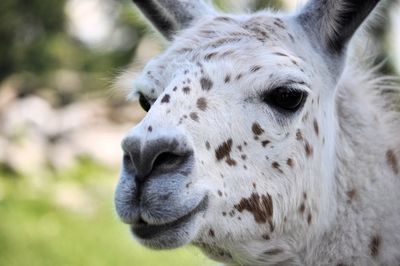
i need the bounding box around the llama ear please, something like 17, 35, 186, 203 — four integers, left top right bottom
132, 0, 217, 40
297, 0, 380, 54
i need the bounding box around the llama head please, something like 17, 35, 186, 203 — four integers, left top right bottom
115, 0, 380, 263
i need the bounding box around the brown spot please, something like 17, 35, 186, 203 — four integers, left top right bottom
236, 73, 243, 80
296, 129, 303, 141
182, 86, 190, 94
386, 149, 399, 175
346, 189, 357, 203
303, 192, 307, 199
221, 50, 234, 57
302, 112, 309, 122
262, 234, 270, 240
190, 112, 199, 122
291, 59, 299, 66
274, 19, 285, 29
273, 21, 286, 30
252, 122, 265, 136
224, 74, 231, 83
218, 190, 223, 197
226, 158, 237, 166
214, 16, 234, 22
241, 154, 247, 160
272, 162, 283, 174
215, 139, 236, 167
237, 145, 242, 151
200, 77, 213, 91
204, 52, 218, 60
196, 97, 208, 111
185, 182, 192, 188
234, 193, 274, 231
273, 52, 288, 57
261, 140, 270, 147
205, 141, 211, 150
208, 37, 242, 48
264, 248, 283, 255
304, 140, 313, 157
200, 29, 216, 36
307, 213, 312, 225
172, 86, 177, 92
177, 48, 192, 54
250, 65, 262, 72
161, 94, 170, 103
148, 126, 152, 132
369, 235, 381, 257
208, 229, 215, 237
287, 158, 294, 168
313, 119, 319, 136
222, 212, 227, 216
299, 203, 305, 214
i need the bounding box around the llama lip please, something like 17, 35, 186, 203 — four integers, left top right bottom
131, 195, 208, 239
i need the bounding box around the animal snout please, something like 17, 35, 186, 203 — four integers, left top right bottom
115, 129, 198, 225
121, 133, 194, 185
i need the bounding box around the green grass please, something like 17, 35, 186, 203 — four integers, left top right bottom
0, 160, 216, 266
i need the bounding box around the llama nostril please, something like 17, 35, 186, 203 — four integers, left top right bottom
152, 151, 191, 172
123, 153, 135, 171
121, 134, 194, 183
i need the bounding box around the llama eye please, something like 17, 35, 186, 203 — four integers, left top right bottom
138, 92, 151, 112
263, 87, 306, 112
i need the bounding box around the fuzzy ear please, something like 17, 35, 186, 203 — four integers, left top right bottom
132, 0, 217, 40
297, 0, 380, 54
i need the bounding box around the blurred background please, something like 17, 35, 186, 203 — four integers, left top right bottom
0, 0, 399, 265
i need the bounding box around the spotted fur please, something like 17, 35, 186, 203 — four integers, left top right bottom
115, 0, 400, 265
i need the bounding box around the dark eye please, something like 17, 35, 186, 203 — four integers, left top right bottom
138, 92, 151, 112
263, 87, 306, 112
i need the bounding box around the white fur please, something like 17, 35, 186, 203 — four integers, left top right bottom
117, 2, 400, 265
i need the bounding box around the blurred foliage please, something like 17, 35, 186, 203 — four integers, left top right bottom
0, 0, 148, 103
213, 0, 283, 11
0, 159, 216, 266
368, 0, 398, 75
252, 0, 284, 10
0, 0, 67, 80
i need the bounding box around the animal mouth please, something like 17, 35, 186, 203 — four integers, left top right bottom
131, 195, 208, 239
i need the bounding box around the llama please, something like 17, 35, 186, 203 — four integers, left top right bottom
114, 0, 400, 265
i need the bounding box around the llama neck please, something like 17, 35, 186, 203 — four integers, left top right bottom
304, 69, 400, 265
